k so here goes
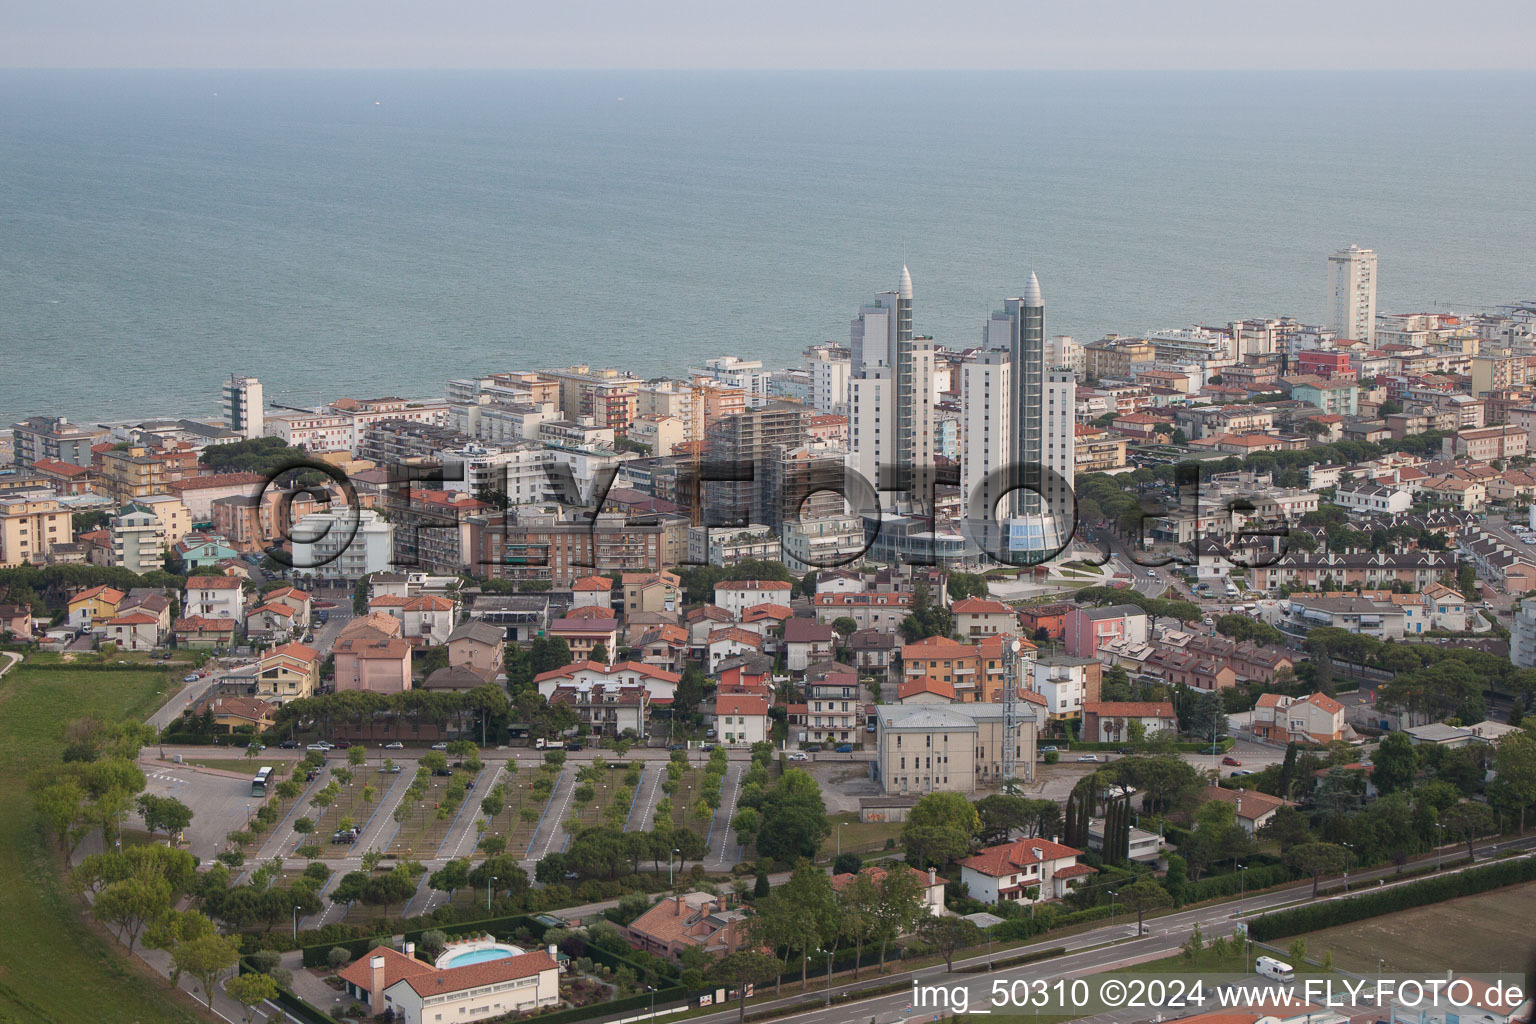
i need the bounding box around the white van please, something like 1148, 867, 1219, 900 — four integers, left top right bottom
1255, 956, 1294, 982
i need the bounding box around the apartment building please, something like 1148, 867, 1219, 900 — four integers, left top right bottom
0, 493, 72, 567
874, 701, 1037, 795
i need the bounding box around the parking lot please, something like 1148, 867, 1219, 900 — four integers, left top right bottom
134, 759, 267, 863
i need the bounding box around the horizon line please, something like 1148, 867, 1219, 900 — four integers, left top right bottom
5, 65, 1536, 73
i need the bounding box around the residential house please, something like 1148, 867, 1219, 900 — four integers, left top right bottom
244, 601, 299, 641
173, 533, 241, 570
625, 893, 754, 961
532, 661, 680, 703
1279, 595, 1407, 640
712, 579, 794, 617
1251, 692, 1348, 744
784, 617, 836, 672
900, 635, 985, 703
548, 615, 620, 663
196, 695, 279, 735
1195, 783, 1287, 834
897, 676, 956, 704
952, 597, 1016, 639
1064, 604, 1150, 660
1027, 655, 1103, 723
337, 945, 559, 1024
0, 603, 32, 638
847, 628, 898, 674
100, 610, 162, 650
446, 620, 505, 680
69, 585, 125, 628
548, 684, 650, 738
714, 693, 770, 746
1017, 602, 1073, 641
172, 615, 237, 649
333, 615, 414, 694
569, 575, 614, 611
706, 626, 763, 672
1143, 646, 1238, 692
184, 575, 245, 621
956, 838, 1095, 906
831, 865, 946, 917
620, 570, 681, 615
873, 702, 1038, 795
254, 642, 320, 704
811, 591, 912, 632
1080, 701, 1177, 743
803, 669, 860, 744
262, 585, 312, 628
632, 624, 690, 674
369, 593, 457, 646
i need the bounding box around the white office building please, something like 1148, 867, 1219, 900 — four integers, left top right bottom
694, 356, 772, 408
960, 350, 1013, 528
290, 507, 395, 579
223, 375, 264, 440
1327, 245, 1378, 345
439, 443, 559, 504
847, 266, 935, 513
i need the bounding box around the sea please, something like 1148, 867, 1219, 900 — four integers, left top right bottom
3, 70, 1536, 427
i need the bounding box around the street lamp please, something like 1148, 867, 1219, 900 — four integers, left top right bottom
648, 985, 656, 1020
823, 948, 834, 1007
488, 876, 497, 913
1341, 842, 1354, 886
1236, 863, 1248, 917
1108, 890, 1118, 925
1434, 820, 1444, 870
836, 823, 843, 859
669, 848, 679, 887
293, 904, 301, 942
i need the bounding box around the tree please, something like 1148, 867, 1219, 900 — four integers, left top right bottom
901, 792, 979, 869
838, 871, 878, 979
832, 852, 862, 876
225, 972, 279, 1024
709, 951, 782, 1024
1440, 801, 1496, 860
590, 642, 610, 666
756, 770, 831, 864
869, 864, 926, 972
781, 862, 840, 991
1284, 842, 1349, 898
831, 616, 858, 638
1257, 806, 1312, 852
1489, 732, 1536, 834
95, 877, 173, 950
919, 916, 980, 971
136, 794, 194, 839
1117, 878, 1172, 935
1372, 732, 1417, 796
173, 933, 241, 1010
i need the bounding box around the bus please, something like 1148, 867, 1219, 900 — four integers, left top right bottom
251, 765, 274, 797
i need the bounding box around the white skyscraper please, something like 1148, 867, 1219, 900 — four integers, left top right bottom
847, 266, 934, 511
977, 273, 1075, 557
223, 374, 264, 439
1327, 245, 1378, 345
960, 350, 1013, 525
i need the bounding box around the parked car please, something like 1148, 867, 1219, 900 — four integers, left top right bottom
1221, 755, 1243, 766
279, 740, 299, 749
786, 752, 810, 762
1201, 743, 1227, 754
384, 741, 404, 749
564, 741, 583, 751
705, 728, 716, 739
334, 740, 351, 749
183, 673, 199, 682
430, 742, 448, 751
804, 743, 821, 752
432, 767, 454, 777
668, 744, 686, 751
302, 634, 315, 644
700, 743, 715, 752
305, 743, 330, 753
378, 764, 402, 774
1076, 754, 1101, 762
1040, 745, 1058, 753
305, 768, 322, 781
834, 743, 854, 753
331, 828, 358, 844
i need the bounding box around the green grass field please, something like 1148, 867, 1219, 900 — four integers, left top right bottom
0, 664, 209, 1023
817, 810, 902, 862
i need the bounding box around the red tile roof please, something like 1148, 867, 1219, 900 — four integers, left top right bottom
831, 864, 944, 891
174, 616, 237, 632
959, 838, 1088, 878
716, 694, 770, 717
897, 675, 955, 701
187, 575, 242, 590
717, 579, 792, 591
952, 597, 1012, 615
1082, 701, 1175, 719
571, 575, 614, 591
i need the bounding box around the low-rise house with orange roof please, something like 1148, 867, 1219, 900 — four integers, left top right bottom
172, 615, 237, 648
1251, 691, 1347, 744
831, 864, 946, 917
196, 695, 278, 734
569, 574, 614, 611
712, 578, 794, 617
337, 943, 559, 1024
1196, 782, 1289, 834
706, 625, 763, 672
533, 660, 680, 703
738, 601, 794, 640
1080, 700, 1177, 743
684, 603, 733, 653
446, 620, 504, 679
334, 632, 413, 694
952, 597, 1016, 638
29, 457, 98, 495
624, 893, 754, 961
716, 655, 774, 697
0, 602, 32, 638
900, 635, 984, 702
715, 692, 770, 746
262, 584, 312, 627
256, 641, 320, 703
620, 570, 680, 615
810, 590, 912, 632
101, 610, 163, 650
632, 623, 690, 673
957, 837, 1095, 906
184, 573, 245, 621
1017, 601, 1073, 640
897, 675, 956, 704
68, 584, 125, 628
245, 600, 298, 641
369, 593, 456, 645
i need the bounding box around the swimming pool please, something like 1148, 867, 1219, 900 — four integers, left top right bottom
435, 940, 525, 969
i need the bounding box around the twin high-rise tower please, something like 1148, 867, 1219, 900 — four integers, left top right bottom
848, 265, 1074, 556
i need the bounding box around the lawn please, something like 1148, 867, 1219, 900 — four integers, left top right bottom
312, 770, 392, 858
1300, 879, 1536, 975
816, 810, 902, 863
480, 770, 556, 857
187, 757, 289, 774
666, 767, 714, 833
0, 664, 209, 1023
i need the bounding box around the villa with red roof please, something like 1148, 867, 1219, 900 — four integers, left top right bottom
714, 692, 770, 746
831, 864, 947, 917
569, 574, 614, 610
957, 837, 1095, 906
706, 626, 764, 671
534, 660, 679, 702
712, 578, 794, 617
1080, 700, 1177, 743
897, 675, 956, 704
1252, 691, 1347, 744
337, 944, 559, 1024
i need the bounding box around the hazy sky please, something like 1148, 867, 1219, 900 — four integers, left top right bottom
3, 0, 1535, 69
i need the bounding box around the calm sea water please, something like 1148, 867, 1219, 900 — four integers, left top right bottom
3, 70, 1535, 425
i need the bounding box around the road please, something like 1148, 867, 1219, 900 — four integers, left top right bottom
681, 837, 1536, 1024
705, 761, 746, 871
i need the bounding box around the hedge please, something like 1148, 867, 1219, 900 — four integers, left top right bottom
1248, 855, 1536, 941
1065, 739, 1234, 753
957, 945, 1067, 973
1185, 863, 1295, 902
